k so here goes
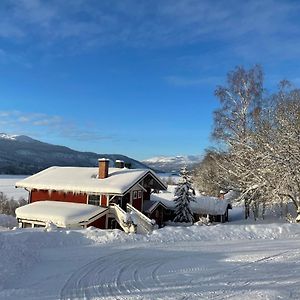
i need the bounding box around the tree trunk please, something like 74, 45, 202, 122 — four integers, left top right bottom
244, 199, 250, 219
262, 202, 266, 220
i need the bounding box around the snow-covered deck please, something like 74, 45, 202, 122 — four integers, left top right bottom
16, 201, 108, 228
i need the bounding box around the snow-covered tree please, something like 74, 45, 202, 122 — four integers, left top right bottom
0, 192, 27, 216
208, 65, 265, 218
194, 65, 300, 221
193, 150, 228, 197
173, 167, 196, 223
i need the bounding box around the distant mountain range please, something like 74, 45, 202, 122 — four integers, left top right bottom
142, 155, 202, 173
0, 133, 151, 175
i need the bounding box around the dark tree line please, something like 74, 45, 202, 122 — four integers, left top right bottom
0, 192, 27, 216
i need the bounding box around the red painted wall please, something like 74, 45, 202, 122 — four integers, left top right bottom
30, 189, 107, 229
132, 198, 142, 211
88, 215, 106, 229
30, 190, 87, 204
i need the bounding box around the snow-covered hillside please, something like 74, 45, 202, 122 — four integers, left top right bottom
142, 155, 202, 173
0, 133, 18, 140
0, 133, 151, 174
1, 212, 300, 299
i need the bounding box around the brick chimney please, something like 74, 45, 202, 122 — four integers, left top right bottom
98, 158, 109, 179
115, 159, 125, 168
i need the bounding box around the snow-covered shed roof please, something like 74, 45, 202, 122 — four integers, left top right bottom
15, 201, 108, 227
150, 186, 231, 215
143, 200, 168, 214
15, 167, 167, 195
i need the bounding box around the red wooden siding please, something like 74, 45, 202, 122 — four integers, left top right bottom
88, 215, 107, 229
30, 190, 87, 204
101, 195, 107, 206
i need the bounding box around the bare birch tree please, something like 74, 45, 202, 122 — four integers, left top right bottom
194, 65, 300, 220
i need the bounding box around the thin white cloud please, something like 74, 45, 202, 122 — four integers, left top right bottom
0, 0, 298, 74
0, 110, 114, 142
0, 0, 299, 50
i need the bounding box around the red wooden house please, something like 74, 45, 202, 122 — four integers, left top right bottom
15, 159, 167, 233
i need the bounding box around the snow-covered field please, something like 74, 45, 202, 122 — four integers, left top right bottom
1, 212, 300, 300
0, 175, 28, 200
1, 176, 300, 299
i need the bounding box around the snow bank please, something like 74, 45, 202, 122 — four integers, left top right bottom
148, 223, 300, 243
0, 214, 17, 229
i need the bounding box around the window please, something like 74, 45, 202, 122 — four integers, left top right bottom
34, 224, 44, 228
110, 196, 122, 205
138, 191, 142, 199
88, 195, 100, 206
133, 191, 138, 199
22, 222, 32, 228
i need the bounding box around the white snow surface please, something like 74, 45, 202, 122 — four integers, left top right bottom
0, 175, 28, 200
143, 155, 202, 164
15, 167, 163, 195
0, 133, 18, 140
16, 201, 108, 227
2, 212, 300, 299
151, 185, 230, 215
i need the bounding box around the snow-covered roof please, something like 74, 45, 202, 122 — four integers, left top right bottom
143, 200, 168, 214
16, 166, 166, 195
150, 185, 231, 215
16, 201, 108, 227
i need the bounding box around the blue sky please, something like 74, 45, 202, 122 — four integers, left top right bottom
1, 0, 300, 160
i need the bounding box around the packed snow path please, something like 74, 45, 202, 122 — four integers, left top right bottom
2, 223, 300, 300
59, 240, 300, 300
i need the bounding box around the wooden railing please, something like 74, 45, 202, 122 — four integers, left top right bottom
109, 203, 132, 233
126, 203, 158, 234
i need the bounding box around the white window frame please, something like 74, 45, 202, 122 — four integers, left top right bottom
88, 194, 101, 206
133, 191, 138, 199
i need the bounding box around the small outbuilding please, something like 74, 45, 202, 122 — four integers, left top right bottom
147, 186, 232, 226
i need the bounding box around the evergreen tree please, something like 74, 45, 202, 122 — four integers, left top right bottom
173, 166, 196, 223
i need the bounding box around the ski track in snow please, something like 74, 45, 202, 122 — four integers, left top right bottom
3, 222, 300, 299
60, 242, 300, 300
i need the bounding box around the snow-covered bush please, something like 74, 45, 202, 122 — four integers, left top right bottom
195, 216, 211, 226
44, 221, 58, 232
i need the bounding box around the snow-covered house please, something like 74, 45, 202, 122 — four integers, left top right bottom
15, 159, 167, 232
145, 186, 232, 224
